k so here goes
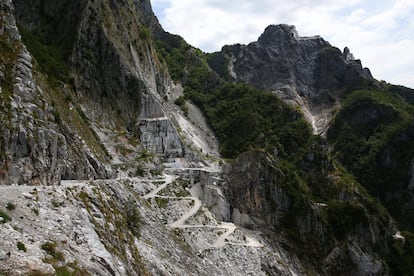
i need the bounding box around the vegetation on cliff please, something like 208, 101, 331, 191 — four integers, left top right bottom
156, 34, 311, 158
154, 30, 401, 274
328, 89, 414, 230
19, 27, 71, 88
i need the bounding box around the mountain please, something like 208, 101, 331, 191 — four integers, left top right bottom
207, 24, 375, 134
207, 23, 414, 237
1, 0, 414, 275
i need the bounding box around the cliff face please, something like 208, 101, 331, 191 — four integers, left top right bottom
208, 24, 374, 134
1, 0, 413, 275
15, 0, 184, 154
0, 0, 188, 185
206, 23, 414, 274
225, 150, 393, 275
327, 88, 414, 232
0, 0, 113, 185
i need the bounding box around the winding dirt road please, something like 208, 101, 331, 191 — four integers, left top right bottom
143, 171, 263, 249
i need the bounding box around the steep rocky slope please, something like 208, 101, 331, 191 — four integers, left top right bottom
328, 87, 414, 232
225, 150, 394, 275
0, 0, 113, 185
208, 24, 374, 134
2, 0, 293, 274
154, 17, 414, 276
14, 0, 184, 158
204, 24, 414, 275
1, 0, 414, 275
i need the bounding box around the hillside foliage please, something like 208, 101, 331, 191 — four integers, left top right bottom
328, 89, 414, 229
153, 28, 414, 274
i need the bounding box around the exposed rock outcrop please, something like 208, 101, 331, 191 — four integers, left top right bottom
33, 0, 183, 158
0, 0, 192, 186
208, 24, 374, 134
225, 150, 393, 275
0, 0, 112, 185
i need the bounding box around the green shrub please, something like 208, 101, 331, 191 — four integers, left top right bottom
51, 200, 62, 208
181, 105, 189, 117
174, 96, 186, 106
136, 164, 145, 176
52, 109, 62, 125
137, 149, 155, 161
55, 266, 73, 276
327, 200, 368, 240
6, 202, 15, 211
139, 27, 151, 40
17, 241, 27, 252
155, 197, 168, 209
0, 209, 11, 223
32, 208, 39, 216
125, 201, 142, 237
54, 261, 90, 276
41, 241, 65, 261
174, 96, 189, 117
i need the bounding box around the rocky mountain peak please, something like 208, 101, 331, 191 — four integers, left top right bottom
257, 24, 327, 48
343, 46, 355, 61
258, 24, 299, 45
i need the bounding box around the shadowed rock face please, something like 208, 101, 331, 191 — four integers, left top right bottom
0, 0, 116, 185
0, 0, 184, 185
13, 0, 86, 48
225, 150, 392, 275
209, 24, 374, 134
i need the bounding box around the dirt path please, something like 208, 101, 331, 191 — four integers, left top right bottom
170, 184, 203, 228
143, 174, 177, 199
212, 222, 237, 248
142, 170, 263, 250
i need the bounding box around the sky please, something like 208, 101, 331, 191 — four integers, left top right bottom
151, 0, 414, 88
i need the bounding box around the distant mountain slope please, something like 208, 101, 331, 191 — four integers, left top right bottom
153, 21, 414, 275
328, 88, 414, 230
207, 24, 375, 134
205, 22, 414, 232
204, 23, 414, 274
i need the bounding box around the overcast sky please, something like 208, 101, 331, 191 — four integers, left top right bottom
151, 0, 414, 88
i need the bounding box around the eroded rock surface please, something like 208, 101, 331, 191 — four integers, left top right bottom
209, 24, 374, 134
